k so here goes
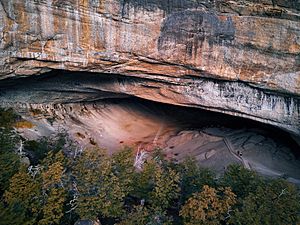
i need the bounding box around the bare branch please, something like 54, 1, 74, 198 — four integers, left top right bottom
134, 146, 148, 171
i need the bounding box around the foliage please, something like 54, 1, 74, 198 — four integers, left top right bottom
4, 167, 42, 224
39, 188, 66, 225
24, 134, 67, 164
39, 151, 67, 225
220, 164, 263, 199
229, 179, 300, 225
0, 151, 20, 195
150, 165, 181, 212
0, 108, 19, 128
3, 151, 67, 225
0, 128, 20, 153
111, 147, 135, 195
117, 205, 151, 225
0, 108, 22, 196
0, 201, 26, 225
131, 158, 157, 201
178, 157, 216, 202
180, 185, 236, 225
118, 204, 174, 225
73, 147, 134, 220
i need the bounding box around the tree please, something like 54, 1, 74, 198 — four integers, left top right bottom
38, 188, 66, 225
39, 151, 67, 225
180, 185, 236, 225
111, 147, 135, 196
118, 204, 174, 225
0, 151, 20, 195
3, 150, 68, 225
0, 128, 20, 153
150, 165, 181, 212
178, 157, 216, 203
117, 205, 151, 225
24, 133, 67, 165
221, 164, 262, 198
132, 148, 181, 210
42, 151, 65, 184
0, 109, 21, 196
73, 147, 134, 220
0, 201, 26, 225
0, 108, 19, 128
0, 108, 20, 153
130, 152, 181, 222
4, 167, 42, 225
230, 179, 300, 225
131, 158, 157, 201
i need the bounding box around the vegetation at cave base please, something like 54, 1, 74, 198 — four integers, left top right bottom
72, 147, 132, 220
180, 185, 236, 225
0, 107, 300, 225
220, 164, 264, 199
0, 108, 20, 128
0, 108, 21, 195
0, 150, 20, 195
228, 179, 300, 225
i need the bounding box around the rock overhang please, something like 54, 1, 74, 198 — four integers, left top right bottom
0, 0, 299, 136
0, 70, 299, 138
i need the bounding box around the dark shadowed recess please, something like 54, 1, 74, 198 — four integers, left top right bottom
0, 70, 299, 157
119, 0, 300, 16
109, 97, 300, 158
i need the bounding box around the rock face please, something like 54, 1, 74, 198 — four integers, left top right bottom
0, 0, 300, 135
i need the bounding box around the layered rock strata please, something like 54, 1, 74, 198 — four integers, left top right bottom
0, 0, 299, 135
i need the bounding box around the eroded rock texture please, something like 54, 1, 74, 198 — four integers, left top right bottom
0, 0, 299, 135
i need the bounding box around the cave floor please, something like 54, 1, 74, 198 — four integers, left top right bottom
9, 98, 300, 184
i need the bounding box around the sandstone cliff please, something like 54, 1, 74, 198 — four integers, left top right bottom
0, 0, 299, 135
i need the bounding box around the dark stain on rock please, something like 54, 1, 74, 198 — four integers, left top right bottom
119, 0, 215, 15
157, 10, 235, 58
284, 96, 292, 115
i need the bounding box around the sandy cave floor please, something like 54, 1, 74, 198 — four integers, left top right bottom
11, 98, 300, 184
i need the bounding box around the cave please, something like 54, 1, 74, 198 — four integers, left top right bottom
1, 70, 299, 184
1, 1, 300, 223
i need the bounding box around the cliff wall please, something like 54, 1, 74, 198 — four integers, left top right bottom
0, 0, 299, 135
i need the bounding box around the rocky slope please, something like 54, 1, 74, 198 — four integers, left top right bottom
0, 0, 300, 135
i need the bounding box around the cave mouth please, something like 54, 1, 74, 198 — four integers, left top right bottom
0, 70, 300, 182
98, 96, 300, 155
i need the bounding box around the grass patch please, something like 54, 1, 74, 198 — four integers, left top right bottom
14, 120, 35, 129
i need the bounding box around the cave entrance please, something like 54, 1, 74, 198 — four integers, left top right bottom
0, 70, 299, 183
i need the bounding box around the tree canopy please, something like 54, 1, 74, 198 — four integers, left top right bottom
0, 108, 299, 225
